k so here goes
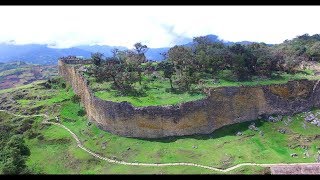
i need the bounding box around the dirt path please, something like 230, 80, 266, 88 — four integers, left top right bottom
1, 109, 319, 173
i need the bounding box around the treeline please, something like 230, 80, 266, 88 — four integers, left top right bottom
86, 34, 320, 93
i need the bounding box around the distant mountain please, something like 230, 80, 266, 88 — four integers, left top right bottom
75, 45, 169, 61
75, 45, 127, 57
0, 34, 261, 64
0, 43, 91, 64
145, 47, 169, 61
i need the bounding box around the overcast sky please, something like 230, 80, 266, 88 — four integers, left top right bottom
0, 6, 319, 48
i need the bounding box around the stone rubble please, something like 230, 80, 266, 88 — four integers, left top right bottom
278, 128, 287, 134
236, 132, 243, 136
101, 141, 107, 149
248, 123, 259, 131
302, 122, 307, 129
290, 153, 298, 157
267, 115, 283, 123
303, 151, 310, 158
259, 131, 264, 136
304, 111, 320, 127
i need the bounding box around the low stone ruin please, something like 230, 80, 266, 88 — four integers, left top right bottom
236, 132, 243, 136
248, 123, 259, 131
278, 128, 287, 134
266, 115, 283, 123
290, 153, 298, 157
304, 112, 320, 127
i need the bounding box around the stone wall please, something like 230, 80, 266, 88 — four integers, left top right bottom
58, 59, 320, 138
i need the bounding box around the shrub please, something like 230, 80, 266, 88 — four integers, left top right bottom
71, 94, 81, 104
77, 108, 86, 117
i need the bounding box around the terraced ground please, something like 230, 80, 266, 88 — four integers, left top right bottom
0, 61, 57, 90
0, 79, 319, 174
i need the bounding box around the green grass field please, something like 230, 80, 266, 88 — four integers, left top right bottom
93, 80, 205, 107
1, 80, 319, 174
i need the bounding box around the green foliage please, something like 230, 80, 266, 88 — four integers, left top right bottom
158, 61, 175, 90
88, 43, 150, 93
91, 52, 104, 66
87, 35, 320, 100
45, 77, 67, 89
193, 39, 226, 79
231, 54, 251, 81
168, 45, 198, 90
1, 135, 30, 174
71, 94, 81, 104
77, 107, 86, 117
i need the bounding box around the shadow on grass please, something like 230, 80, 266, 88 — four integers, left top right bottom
134, 119, 267, 143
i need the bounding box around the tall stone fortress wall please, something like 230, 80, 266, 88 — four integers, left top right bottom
58, 59, 320, 138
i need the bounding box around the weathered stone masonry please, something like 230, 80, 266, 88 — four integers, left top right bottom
58, 59, 320, 138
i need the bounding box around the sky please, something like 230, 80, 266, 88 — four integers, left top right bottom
0, 6, 320, 48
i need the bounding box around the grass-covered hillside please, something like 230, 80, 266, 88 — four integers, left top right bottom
0, 61, 57, 90
0, 78, 319, 174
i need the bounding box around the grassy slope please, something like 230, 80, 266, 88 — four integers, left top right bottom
0, 63, 58, 90
1, 80, 319, 174
13, 84, 318, 173
0, 80, 46, 94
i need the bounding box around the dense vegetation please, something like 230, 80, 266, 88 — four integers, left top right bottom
0, 113, 32, 174
84, 34, 320, 106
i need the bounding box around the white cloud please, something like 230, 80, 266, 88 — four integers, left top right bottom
0, 6, 320, 48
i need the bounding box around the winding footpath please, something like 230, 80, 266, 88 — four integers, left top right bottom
1, 109, 319, 173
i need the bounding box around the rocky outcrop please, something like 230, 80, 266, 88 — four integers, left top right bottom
58, 59, 320, 138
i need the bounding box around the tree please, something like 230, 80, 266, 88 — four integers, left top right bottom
111, 48, 119, 59
124, 51, 142, 85
232, 54, 250, 81
102, 58, 128, 90
159, 61, 175, 90
248, 43, 279, 78
160, 52, 168, 61
71, 94, 81, 104
91, 52, 104, 66
229, 44, 256, 80
1, 135, 30, 174
193, 36, 226, 78
306, 42, 320, 61
124, 43, 149, 85
133, 42, 148, 56
89, 48, 143, 93
168, 45, 198, 91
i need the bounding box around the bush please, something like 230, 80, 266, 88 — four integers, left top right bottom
1, 135, 30, 174
36, 135, 44, 141
71, 94, 81, 103
61, 83, 66, 89
77, 108, 86, 117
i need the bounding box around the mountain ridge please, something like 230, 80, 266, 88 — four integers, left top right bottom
0, 34, 258, 64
